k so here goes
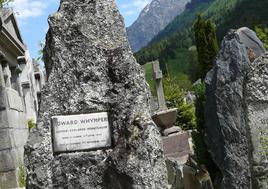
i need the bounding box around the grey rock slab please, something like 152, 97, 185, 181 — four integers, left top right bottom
205, 30, 252, 189
205, 28, 268, 189
245, 53, 268, 189
25, 0, 168, 188
236, 27, 266, 58
165, 158, 184, 189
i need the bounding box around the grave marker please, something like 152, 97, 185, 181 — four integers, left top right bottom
25, 1, 168, 188
152, 60, 167, 111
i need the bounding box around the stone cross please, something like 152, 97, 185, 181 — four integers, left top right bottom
152, 60, 167, 111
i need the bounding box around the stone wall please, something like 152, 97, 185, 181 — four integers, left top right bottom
0, 8, 35, 189
20, 51, 39, 123
0, 64, 28, 188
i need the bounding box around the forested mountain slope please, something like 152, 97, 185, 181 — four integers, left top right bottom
135, 0, 268, 85
126, 0, 191, 52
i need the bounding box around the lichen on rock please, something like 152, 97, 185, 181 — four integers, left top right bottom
205, 27, 268, 189
25, 0, 168, 188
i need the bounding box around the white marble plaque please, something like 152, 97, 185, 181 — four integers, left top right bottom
52, 112, 111, 153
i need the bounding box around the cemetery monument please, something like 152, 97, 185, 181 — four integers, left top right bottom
205, 27, 268, 189
0, 8, 40, 189
25, 0, 168, 188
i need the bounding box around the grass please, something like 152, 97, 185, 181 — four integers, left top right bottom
19, 165, 26, 187
143, 62, 156, 96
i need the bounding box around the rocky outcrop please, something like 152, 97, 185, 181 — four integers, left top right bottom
127, 0, 191, 52
245, 54, 268, 189
205, 27, 267, 189
25, 0, 168, 188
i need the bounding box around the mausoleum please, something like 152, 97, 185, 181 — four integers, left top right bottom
0, 8, 43, 188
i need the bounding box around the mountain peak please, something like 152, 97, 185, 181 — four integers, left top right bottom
127, 0, 191, 52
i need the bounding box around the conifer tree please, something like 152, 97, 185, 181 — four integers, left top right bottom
192, 16, 221, 185
194, 15, 218, 80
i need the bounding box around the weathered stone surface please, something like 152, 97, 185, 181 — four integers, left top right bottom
25, 0, 168, 188
163, 126, 182, 136
0, 129, 13, 150
162, 132, 191, 161
165, 158, 184, 189
205, 30, 252, 189
245, 53, 268, 189
6, 88, 24, 112
0, 169, 19, 189
205, 28, 268, 189
236, 27, 266, 58
0, 149, 19, 172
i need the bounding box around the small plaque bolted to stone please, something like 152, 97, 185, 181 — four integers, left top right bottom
52, 112, 111, 153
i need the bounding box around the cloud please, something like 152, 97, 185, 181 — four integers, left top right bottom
124, 10, 136, 16
120, 0, 151, 16
132, 0, 151, 10
11, 0, 47, 20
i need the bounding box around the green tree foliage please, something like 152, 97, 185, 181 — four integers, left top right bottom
260, 135, 268, 157
19, 165, 26, 187
192, 15, 220, 184
136, 0, 268, 85
194, 15, 218, 80
163, 77, 196, 130
173, 73, 193, 91
255, 26, 268, 50
135, 29, 194, 66
0, 0, 13, 8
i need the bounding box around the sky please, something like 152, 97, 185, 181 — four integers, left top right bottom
10, 0, 152, 61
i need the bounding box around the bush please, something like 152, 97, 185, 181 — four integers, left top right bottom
163, 76, 196, 130
255, 26, 268, 50
28, 119, 36, 131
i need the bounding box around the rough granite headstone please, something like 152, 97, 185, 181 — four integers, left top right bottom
236, 27, 266, 58
25, 0, 168, 188
205, 27, 268, 189
245, 53, 268, 189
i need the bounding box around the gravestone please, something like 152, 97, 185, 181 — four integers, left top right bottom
25, 0, 168, 188
205, 27, 268, 189
151, 60, 179, 135
152, 60, 167, 110
245, 53, 268, 189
